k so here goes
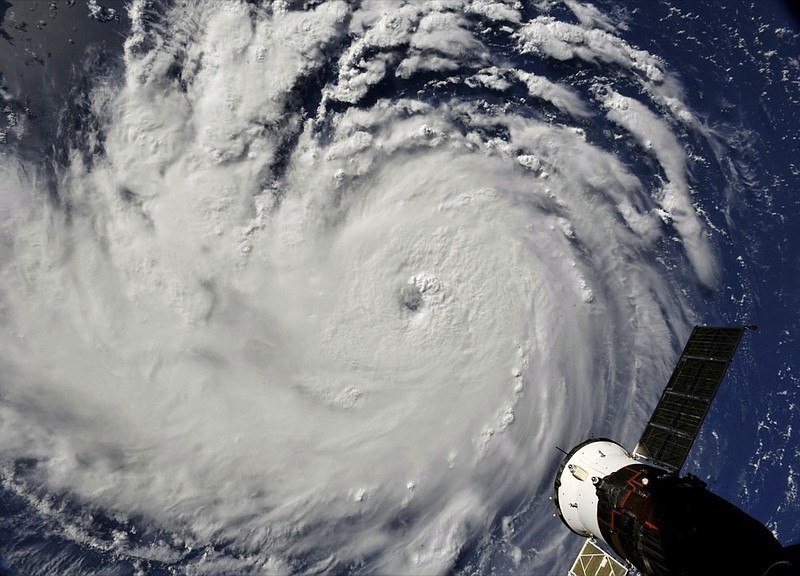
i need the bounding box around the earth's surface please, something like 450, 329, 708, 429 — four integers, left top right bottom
0, 1, 798, 575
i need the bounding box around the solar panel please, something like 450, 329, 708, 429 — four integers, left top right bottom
568, 539, 629, 576
632, 326, 751, 472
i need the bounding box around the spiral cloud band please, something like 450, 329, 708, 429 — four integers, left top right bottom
0, 1, 729, 574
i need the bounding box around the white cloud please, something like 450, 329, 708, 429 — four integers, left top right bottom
0, 1, 724, 574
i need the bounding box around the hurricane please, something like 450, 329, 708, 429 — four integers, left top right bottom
0, 1, 794, 575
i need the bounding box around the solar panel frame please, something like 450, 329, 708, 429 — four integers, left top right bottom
633, 326, 749, 472
568, 539, 629, 576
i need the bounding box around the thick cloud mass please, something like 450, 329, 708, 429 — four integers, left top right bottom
0, 1, 735, 574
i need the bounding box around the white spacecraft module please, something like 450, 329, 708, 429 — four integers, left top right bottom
553, 326, 800, 576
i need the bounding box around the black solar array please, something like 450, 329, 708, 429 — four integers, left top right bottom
633, 326, 751, 472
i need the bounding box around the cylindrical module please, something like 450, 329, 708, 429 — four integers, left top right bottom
553, 438, 661, 541
553, 438, 787, 576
